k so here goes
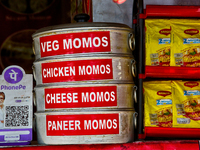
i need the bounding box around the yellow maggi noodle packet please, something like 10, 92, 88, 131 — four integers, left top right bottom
145, 19, 171, 66
144, 81, 172, 128
171, 19, 200, 67
172, 80, 200, 128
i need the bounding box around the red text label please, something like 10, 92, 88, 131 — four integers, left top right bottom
41, 59, 113, 83
40, 31, 110, 57
45, 86, 117, 109
46, 114, 119, 136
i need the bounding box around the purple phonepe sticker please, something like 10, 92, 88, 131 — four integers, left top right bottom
4, 67, 23, 84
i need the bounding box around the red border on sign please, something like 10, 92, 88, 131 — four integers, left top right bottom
40, 31, 111, 57
44, 86, 117, 109
46, 114, 119, 136
41, 59, 113, 83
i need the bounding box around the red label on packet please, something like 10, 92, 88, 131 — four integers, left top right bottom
184, 81, 199, 88
45, 86, 117, 109
159, 29, 171, 36
46, 114, 119, 136
40, 31, 111, 57
157, 91, 172, 97
184, 29, 199, 36
41, 59, 113, 83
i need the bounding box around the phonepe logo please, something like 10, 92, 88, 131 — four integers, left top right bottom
3, 66, 24, 84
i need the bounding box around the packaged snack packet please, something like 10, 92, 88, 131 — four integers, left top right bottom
171, 19, 200, 67
172, 80, 200, 128
145, 19, 171, 66
144, 81, 172, 127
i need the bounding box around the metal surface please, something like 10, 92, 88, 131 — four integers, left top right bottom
92, 0, 134, 28
32, 25, 134, 60
33, 55, 135, 86
34, 83, 136, 111
35, 110, 136, 145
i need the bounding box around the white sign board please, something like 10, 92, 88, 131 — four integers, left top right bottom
0, 66, 32, 145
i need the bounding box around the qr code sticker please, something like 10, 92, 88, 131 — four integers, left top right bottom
5, 105, 29, 127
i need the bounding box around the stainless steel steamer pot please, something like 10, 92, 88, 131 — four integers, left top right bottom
34, 83, 137, 111
35, 110, 137, 145
33, 54, 136, 85
32, 15, 137, 145
32, 22, 135, 60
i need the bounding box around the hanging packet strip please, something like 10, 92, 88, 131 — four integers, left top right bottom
172, 80, 200, 128
171, 19, 200, 67
145, 19, 171, 66
143, 81, 172, 128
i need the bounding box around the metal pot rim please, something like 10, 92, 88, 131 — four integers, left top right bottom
33, 53, 134, 62
35, 109, 135, 115
32, 22, 133, 38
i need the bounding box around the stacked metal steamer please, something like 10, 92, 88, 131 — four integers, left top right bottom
32, 14, 137, 145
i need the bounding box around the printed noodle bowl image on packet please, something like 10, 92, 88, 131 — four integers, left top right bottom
172, 80, 200, 128
171, 19, 200, 67
143, 81, 172, 128
145, 19, 171, 66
